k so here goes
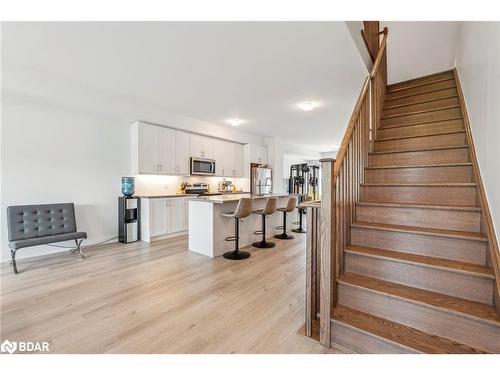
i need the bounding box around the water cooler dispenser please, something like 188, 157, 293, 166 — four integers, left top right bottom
118, 177, 140, 243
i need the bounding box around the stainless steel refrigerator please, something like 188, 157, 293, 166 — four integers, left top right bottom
251, 166, 272, 195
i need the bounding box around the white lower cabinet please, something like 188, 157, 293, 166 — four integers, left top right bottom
150, 198, 167, 237
141, 197, 191, 242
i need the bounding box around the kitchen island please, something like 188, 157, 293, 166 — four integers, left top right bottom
188, 194, 295, 257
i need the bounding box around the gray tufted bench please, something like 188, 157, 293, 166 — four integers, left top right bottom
7, 203, 87, 273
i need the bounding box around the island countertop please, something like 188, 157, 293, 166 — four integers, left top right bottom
192, 193, 292, 204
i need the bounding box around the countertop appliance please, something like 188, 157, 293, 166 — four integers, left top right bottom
251, 166, 272, 196
185, 183, 222, 196
118, 196, 139, 243
218, 179, 234, 193
190, 157, 216, 176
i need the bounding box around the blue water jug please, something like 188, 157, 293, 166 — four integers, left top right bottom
121, 177, 135, 197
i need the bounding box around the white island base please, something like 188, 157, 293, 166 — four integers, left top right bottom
188, 194, 296, 257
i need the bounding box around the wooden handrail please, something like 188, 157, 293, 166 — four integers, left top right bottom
333, 28, 387, 178
333, 76, 370, 177
370, 27, 388, 79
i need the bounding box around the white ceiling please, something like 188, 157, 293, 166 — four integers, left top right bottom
382, 21, 460, 84
1, 22, 367, 153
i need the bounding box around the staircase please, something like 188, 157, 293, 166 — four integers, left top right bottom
330, 70, 500, 353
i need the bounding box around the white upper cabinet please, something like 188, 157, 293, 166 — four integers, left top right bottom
138, 123, 159, 174
174, 130, 190, 175
213, 138, 229, 176
213, 139, 243, 177
158, 126, 176, 175
231, 143, 243, 177
190, 134, 214, 159
132, 121, 243, 177
132, 121, 191, 176
249, 145, 268, 164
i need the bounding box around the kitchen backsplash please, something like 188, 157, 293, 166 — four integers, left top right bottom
135, 175, 250, 196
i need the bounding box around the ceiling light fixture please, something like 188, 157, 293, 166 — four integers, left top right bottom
298, 101, 319, 112
227, 118, 244, 127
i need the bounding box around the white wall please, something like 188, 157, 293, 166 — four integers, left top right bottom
454, 22, 500, 237
382, 22, 460, 84
345, 21, 373, 72
1, 98, 129, 261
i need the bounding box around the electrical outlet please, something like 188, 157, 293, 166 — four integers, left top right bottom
163, 185, 168, 190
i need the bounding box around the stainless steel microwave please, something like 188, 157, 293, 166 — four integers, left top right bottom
190, 157, 216, 176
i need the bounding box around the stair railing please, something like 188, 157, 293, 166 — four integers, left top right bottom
317, 27, 388, 346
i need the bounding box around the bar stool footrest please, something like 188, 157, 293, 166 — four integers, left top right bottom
225, 235, 237, 242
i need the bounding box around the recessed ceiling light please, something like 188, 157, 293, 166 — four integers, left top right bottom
298, 101, 319, 112
227, 118, 244, 127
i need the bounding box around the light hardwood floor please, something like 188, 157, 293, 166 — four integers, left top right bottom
0, 235, 344, 354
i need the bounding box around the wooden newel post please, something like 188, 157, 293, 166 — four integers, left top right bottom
319, 158, 336, 347
305, 203, 319, 337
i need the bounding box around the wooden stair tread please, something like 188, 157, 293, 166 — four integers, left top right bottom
378, 118, 464, 131
387, 71, 454, 93
385, 81, 458, 102
386, 77, 455, 94
361, 182, 476, 187
356, 201, 481, 212
339, 273, 500, 325
346, 245, 494, 278
380, 117, 463, 129
352, 221, 488, 242
331, 305, 489, 353
366, 162, 472, 170
381, 105, 461, 120
376, 130, 465, 142
383, 94, 458, 110
369, 145, 468, 155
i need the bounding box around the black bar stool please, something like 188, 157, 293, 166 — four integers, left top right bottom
252, 197, 278, 248
293, 196, 311, 233
221, 198, 254, 260
275, 196, 298, 240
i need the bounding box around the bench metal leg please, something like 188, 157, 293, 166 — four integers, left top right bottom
71, 239, 86, 259
10, 250, 18, 274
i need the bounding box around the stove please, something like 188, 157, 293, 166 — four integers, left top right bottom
184, 183, 222, 196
